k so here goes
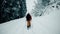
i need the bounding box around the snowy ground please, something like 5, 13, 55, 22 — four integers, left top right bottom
0, 7, 60, 34
0, 0, 60, 34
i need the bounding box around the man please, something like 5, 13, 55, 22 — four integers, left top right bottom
26, 13, 32, 28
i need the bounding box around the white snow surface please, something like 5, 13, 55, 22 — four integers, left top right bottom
0, 7, 60, 34
0, 0, 60, 34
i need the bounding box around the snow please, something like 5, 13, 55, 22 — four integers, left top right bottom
0, 0, 60, 34
26, 0, 36, 14
0, 7, 60, 34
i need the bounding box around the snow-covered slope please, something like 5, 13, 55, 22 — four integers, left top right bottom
0, 0, 60, 34
0, 7, 60, 34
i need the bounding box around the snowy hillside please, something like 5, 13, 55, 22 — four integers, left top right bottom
0, 0, 60, 34
0, 6, 60, 34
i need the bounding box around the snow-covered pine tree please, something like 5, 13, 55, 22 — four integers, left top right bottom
31, 0, 50, 17
31, 0, 59, 17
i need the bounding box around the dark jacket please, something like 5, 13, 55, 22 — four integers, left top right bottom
26, 13, 32, 21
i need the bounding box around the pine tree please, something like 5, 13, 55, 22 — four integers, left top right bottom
0, 0, 27, 23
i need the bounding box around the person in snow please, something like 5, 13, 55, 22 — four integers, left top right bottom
26, 13, 32, 28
